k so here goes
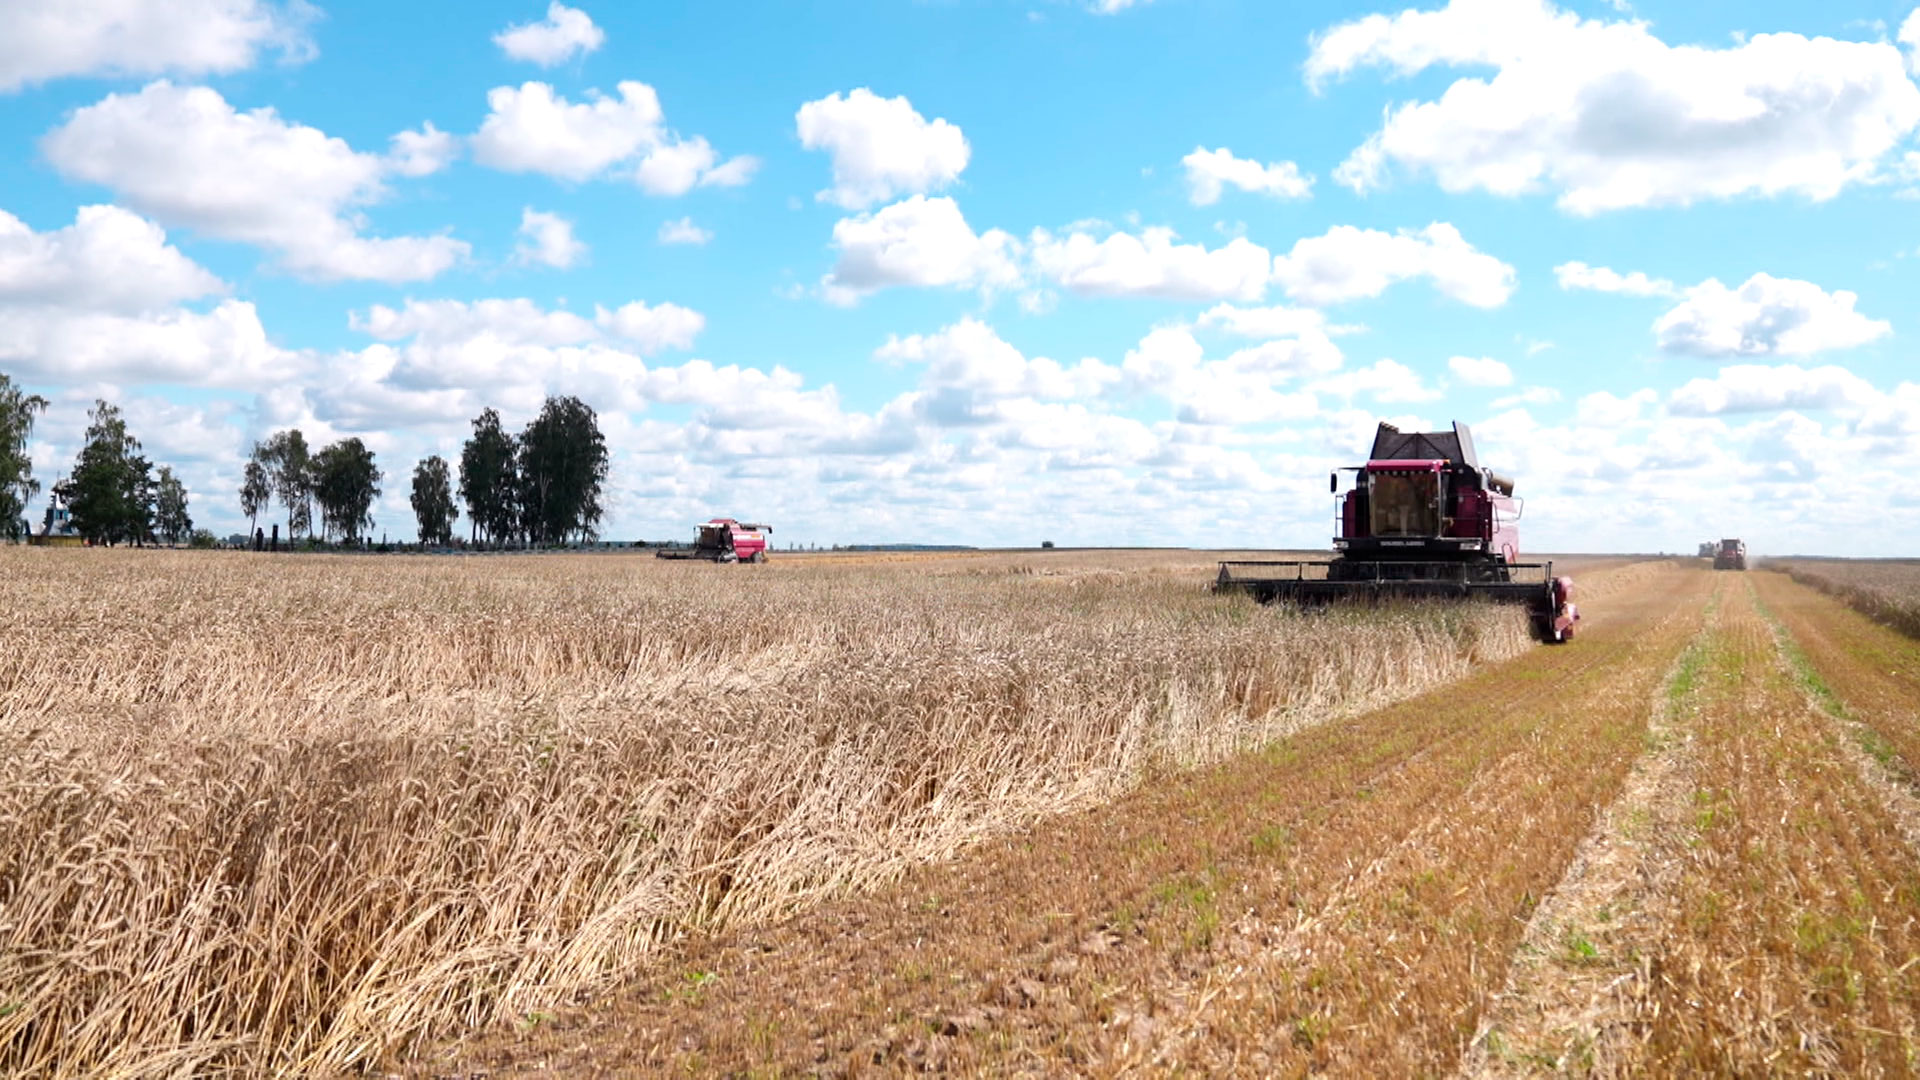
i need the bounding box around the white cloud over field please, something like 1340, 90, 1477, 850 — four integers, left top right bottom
43, 82, 469, 283
822, 196, 1022, 304
1182, 147, 1313, 205
1311, 0, 1920, 213
1269, 223, 1515, 307
1654, 273, 1890, 358
798, 89, 971, 210
0, 0, 313, 92
493, 2, 604, 66
472, 81, 758, 194
1554, 261, 1676, 298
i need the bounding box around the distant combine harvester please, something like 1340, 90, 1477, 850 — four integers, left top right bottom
655, 518, 773, 564
1713, 538, 1748, 571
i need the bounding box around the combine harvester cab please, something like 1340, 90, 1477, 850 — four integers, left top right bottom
1712, 538, 1747, 571
1216, 421, 1579, 643
656, 518, 773, 563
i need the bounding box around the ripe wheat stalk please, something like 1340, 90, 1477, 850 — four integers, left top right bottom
1766, 558, 1920, 639
0, 548, 1531, 1076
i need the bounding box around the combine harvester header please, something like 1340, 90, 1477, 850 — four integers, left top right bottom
1216, 421, 1579, 643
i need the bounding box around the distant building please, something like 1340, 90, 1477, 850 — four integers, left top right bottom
30, 482, 83, 547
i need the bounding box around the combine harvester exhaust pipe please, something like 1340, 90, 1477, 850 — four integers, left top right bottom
1214, 421, 1579, 643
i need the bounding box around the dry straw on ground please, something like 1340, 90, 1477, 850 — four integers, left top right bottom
0, 547, 1531, 1076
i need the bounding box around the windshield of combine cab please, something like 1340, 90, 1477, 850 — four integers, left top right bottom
1370, 471, 1440, 537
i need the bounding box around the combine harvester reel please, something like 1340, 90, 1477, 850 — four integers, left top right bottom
1215, 421, 1580, 644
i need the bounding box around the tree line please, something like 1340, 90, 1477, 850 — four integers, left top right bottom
240, 429, 385, 545
2, 376, 197, 546
242, 396, 608, 548
2, 369, 609, 550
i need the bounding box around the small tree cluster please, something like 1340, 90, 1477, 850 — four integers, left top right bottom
245, 430, 382, 544
454, 397, 608, 546
67, 401, 157, 546
409, 456, 458, 546
0, 373, 49, 541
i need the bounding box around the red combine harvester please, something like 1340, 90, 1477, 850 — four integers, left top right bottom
1215, 421, 1580, 643
656, 518, 773, 563
1713, 538, 1747, 571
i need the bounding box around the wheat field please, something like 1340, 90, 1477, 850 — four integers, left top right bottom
1763, 557, 1920, 639
0, 547, 1536, 1076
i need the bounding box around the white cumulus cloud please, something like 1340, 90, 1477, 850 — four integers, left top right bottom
1117, 325, 1333, 426
1311, 0, 1920, 213
0, 0, 314, 93
473, 81, 757, 193
1182, 147, 1313, 205
1492, 386, 1561, 409
635, 135, 759, 196
1668, 363, 1882, 415
0, 205, 224, 312
1313, 359, 1443, 404
1029, 226, 1274, 302
1193, 303, 1353, 340
1575, 388, 1657, 427
0, 204, 297, 390
1269, 223, 1515, 307
42, 81, 469, 283
594, 300, 704, 355
1448, 355, 1513, 386
658, 217, 712, 245
878, 318, 1121, 425
0, 300, 297, 390
1554, 260, 1676, 297
352, 298, 600, 347
350, 296, 701, 359
471, 81, 660, 180
514, 208, 585, 269
387, 122, 458, 178
822, 195, 1022, 305
797, 89, 971, 210
494, 2, 605, 66
1654, 273, 1890, 358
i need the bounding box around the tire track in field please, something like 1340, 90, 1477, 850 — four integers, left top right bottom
1631, 577, 1920, 1074
410, 562, 1705, 1077
1123, 568, 1713, 1076
1752, 571, 1920, 862
1456, 580, 1722, 1077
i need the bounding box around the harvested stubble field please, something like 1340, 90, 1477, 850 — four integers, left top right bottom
2, 546, 1576, 1077
417, 559, 1920, 1077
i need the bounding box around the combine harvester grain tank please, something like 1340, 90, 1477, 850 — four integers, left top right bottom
1215, 421, 1580, 643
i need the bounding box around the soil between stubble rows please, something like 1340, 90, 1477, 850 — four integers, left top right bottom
418, 564, 1920, 1077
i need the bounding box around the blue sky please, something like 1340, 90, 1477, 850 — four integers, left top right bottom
3, 0, 1919, 554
